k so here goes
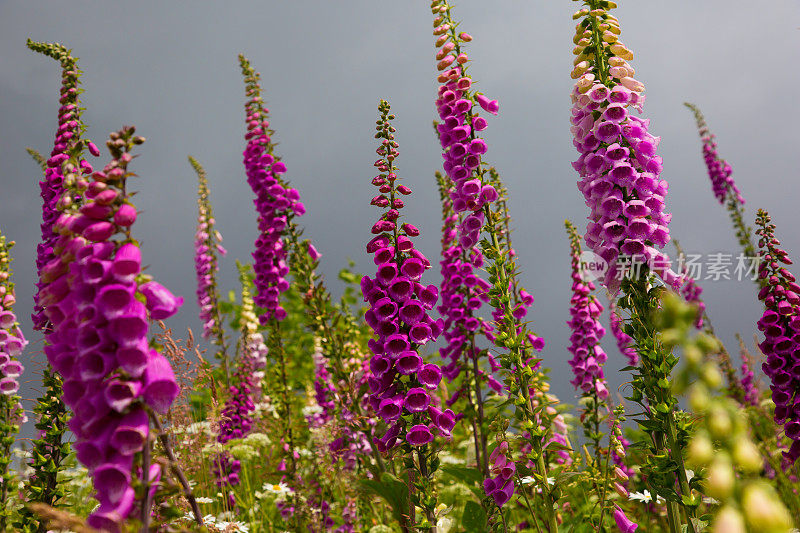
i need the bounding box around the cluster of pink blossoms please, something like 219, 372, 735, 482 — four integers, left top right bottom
38, 127, 181, 531
436, 178, 494, 388
688, 105, 744, 205
240, 56, 305, 324
609, 300, 637, 366
363, 101, 451, 451
483, 442, 515, 507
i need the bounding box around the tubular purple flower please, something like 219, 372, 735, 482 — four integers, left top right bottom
138, 281, 183, 320
613, 505, 638, 532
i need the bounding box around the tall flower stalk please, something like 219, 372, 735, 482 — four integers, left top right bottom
239, 54, 305, 325
189, 156, 229, 383
363, 100, 447, 531
666, 293, 793, 532
480, 172, 561, 532
569, 2, 697, 531
24, 40, 93, 529
0, 232, 27, 530
685, 103, 757, 262
429, 1, 500, 481
238, 54, 307, 524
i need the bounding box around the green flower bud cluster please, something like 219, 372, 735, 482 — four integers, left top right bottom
661, 293, 793, 532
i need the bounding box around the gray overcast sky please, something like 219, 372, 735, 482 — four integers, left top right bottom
1, 1, 798, 414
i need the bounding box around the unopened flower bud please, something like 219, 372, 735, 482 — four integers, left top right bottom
742, 483, 793, 531
712, 507, 746, 533
708, 406, 732, 439
732, 440, 762, 474
688, 384, 710, 413
687, 435, 714, 468
705, 454, 734, 499
701, 364, 723, 389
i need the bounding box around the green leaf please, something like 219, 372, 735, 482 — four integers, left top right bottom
440, 465, 484, 486
358, 472, 409, 524
461, 500, 487, 532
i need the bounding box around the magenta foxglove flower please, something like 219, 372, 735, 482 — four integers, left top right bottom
139, 281, 183, 321
432, 10, 500, 250
685, 103, 744, 206
613, 505, 638, 532
239, 55, 305, 324
740, 355, 759, 407
190, 156, 227, 342
483, 442, 515, 507
212, 268, 268, 506
570, 33, 683, 292
0, 233, 27, 445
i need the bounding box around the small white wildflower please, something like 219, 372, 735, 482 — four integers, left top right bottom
243, 432, 271, 447
195, 496, 213, 504
520, 476, 535, 485
228, 443, 257, 460
297, 448, 312, 458
185, 421, 213, 435
262, 482, 291, 496
629, 489, 665, 504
